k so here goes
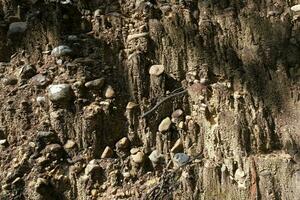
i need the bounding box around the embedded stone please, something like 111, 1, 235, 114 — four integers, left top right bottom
101, 146, 113, 158
126, 102, 138, 109
64, 140, 76, 149
291, 5, 300, 12
130, 148, 140, 155
173, 153, 189, 167
127, 32, 149, 42
85, 160, 102, 175
149, 65, 165, 76
149, 150, 161, 163
8, 22, 27, 36
104, 85, 115, 98
31, 74, 48, 87
51, 45, 72, 57
116, 137, 129, 149
48, 84, 72, 103
84, 78, 105, 90
131, 151, 145, 164
158, 117, 172, 132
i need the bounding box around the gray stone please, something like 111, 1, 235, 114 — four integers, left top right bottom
48, 84, 72, 103
149, 150, 162, 163
173, 153, 189, 167
84, 78, 105, 90
31, 74, 48, 87
8, 22, 27, 36
51, 45, 72, 57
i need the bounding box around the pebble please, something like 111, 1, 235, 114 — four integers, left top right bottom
149, 65, 165, 76
36, 96, 46, 105
291, 5, 300, 12
131, 151, 145, 164
158, 117, 172, 132
0, 139, 8, 146
149, 150, 161, 163
178, 121, 185, 129
91, 189, 98, 197
101, 146, 113, 158
64, 140, 76, 149
85, 160, 102, 175
85, 78, 105, 90
116, 137, 129, 149
31, 74, 48, 87
104, 85, 115, 98
173, 153, 189, 167
8, 22, 27, 36
171, 109, 183, 123
48, 84, 72, 103
127, 32, 149, 42
51, 45, 72, 57
126, 102, 138, 109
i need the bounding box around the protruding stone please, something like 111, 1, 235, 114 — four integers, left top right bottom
0, 139, 8, 147
104, 85, 115, 98
48, 84, 72, 103
8, 22, 27, 36
178, 121, 185, 129
101, 146, 113, 158
149, 65, 165, 76
171, 109, 183, 123
116, 137, 129, 149
171, 139, 183, 153
234, 168, 247, 189
64, 140, 76, 149
131, 151, 145, 164
130, 148, 140, 155
126, 102, 138, 109
36, 96, 46, 105
85, 160, 102, 175
127, 32, 149, 42
84, 78, 105, 90
158, 117, 172, 132
173, 153, 189, 167
51, 45, 72, 57
31, 74, 48, 87
291, 5, 300, 12
149, 150, 162, 163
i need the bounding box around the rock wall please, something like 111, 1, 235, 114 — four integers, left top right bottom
0, 0, 299, 199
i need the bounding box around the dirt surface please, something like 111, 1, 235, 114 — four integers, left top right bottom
0, 0, 300, 199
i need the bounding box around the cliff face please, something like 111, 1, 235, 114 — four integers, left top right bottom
0, 0, 299, 199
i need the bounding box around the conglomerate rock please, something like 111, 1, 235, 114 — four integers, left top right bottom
0, 0, 299, 200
